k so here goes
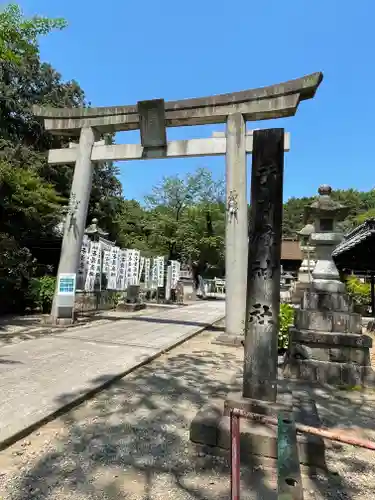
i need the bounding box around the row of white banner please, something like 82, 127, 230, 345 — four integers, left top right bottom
77, 238, 181, 292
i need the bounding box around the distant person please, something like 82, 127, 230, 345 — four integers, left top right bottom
191, 260, 209, 298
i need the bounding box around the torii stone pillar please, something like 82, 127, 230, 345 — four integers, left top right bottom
50, 127, 99, 322
225, 113, 248, 337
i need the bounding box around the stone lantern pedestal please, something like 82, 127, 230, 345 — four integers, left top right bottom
283, 185, 374, 386
297, 223, 315, 284
291, 223, 315, 305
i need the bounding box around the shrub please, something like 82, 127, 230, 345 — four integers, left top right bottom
346, 276, 370, 306
111, 292, 123, 307
27, 276, 56, 313
279, 303, 295, 350
0, 232, 36, 314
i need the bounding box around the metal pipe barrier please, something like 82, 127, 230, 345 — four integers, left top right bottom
230, 407, 375, 499
230, 408, 302, 500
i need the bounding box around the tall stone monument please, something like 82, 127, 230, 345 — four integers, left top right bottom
284, 185, 373, 386
190, 134, 325, 469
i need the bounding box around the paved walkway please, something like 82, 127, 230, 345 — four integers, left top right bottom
0, 301, 225, 449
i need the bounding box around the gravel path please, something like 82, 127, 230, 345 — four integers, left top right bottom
0, 327, 375, 499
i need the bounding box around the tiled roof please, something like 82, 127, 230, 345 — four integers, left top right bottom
332, 218, 375, 257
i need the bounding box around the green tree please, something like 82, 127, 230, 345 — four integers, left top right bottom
0, 3, 123, 313
282, 196, 314, 237
143, 168, 225, 264
115, 199, 154, 253
354, 208, 375, 225
0, 233, 36, 314
283, 188, 375, 236
0, 159, 63, 242
0, 3, 66, 64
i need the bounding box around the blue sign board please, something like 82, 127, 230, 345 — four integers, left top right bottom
58, 273, 76, 295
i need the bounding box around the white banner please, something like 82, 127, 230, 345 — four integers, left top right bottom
77, 237, 90, 290
151, 258, 158, 289
107, 246, 120, 290
144, 258, 151, 288
85, 241, 101, 291
125, 249, 140, 286
117, 249, 128, 290
138, 256, 145, 284
102, 250, 110, 275
170, 260, 181, 289
156, 256, 165, 288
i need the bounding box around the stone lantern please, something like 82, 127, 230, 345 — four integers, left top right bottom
283, 185, 373, 386
305, 185, 349, 292
84, 218, 109, 291
84, 218, 109, 242
297, 223, 315, 283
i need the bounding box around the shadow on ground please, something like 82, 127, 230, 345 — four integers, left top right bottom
0, 355, 23, 365
2, 330, 375, 499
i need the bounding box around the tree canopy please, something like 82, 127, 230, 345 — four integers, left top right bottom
0, 3, 66, 65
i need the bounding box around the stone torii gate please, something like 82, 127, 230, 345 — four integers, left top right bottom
33, 72, 322, 328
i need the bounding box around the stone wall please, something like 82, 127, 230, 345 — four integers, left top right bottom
74, 290, 121, 315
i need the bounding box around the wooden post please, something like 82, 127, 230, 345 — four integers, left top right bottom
243, 128, 284, 402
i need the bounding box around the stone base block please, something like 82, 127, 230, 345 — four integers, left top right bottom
302, 290, 351, 312
283, 356, 375, 387
212, 333, 244, 347
312, 279, 345, 293
289, 328, 372, 365
190, 392, 326, 469
296, 309, 361, 333
46, 316, 75, 326
116, 303, 146, 312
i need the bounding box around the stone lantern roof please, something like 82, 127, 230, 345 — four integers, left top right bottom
297, 223, 314, 237
84, 218, 109, 239
304, 185, 349, 221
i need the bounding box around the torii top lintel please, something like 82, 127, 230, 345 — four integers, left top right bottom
32, 72, 323, 136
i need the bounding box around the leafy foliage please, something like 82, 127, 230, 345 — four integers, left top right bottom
346, 276, 371, 307
141, 168, 225, 268
27, 276, 56, 313
354, 208, 375, 225
0, 3, 66, 65
0, 233, 36, 314
279, 303, 295, 350
282, 188, 375, 237
0, 3, 123, 313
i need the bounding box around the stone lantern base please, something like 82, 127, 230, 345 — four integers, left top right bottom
283, 289, 374, 386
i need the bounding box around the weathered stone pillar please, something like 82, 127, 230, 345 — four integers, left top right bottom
225, 113, 248, 337
51, 127, 98, 323
243, 128, 284, 402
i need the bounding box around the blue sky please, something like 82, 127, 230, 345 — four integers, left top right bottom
19, 0, 375, 202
